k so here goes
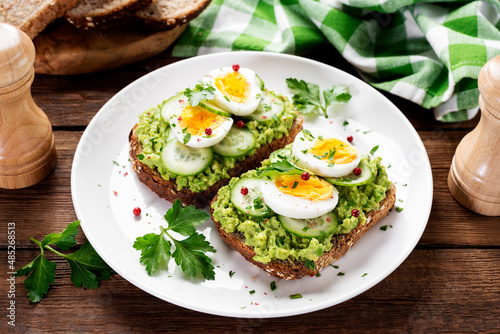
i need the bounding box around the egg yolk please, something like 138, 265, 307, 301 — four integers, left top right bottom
309, 138, 357, 164
214, 72, 249, 103
275, 175, 333, 201
179, 105, 225, 136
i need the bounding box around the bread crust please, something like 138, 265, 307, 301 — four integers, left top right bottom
132, 0, 212, 31
210, 184, 396, 280
2, 0, 83, 39
129, 116, 303, 208
65, 0, 153, 29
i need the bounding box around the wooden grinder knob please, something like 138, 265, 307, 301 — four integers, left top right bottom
0, 23, 56, 189
448, 55, 500, 216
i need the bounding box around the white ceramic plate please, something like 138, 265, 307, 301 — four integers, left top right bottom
71, 52, 432, 318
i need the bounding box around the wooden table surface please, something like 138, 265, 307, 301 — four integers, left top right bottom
1, 47, 499, 333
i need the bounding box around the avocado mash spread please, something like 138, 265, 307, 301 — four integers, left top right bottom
135, 91, 297, 192
211, 156, 392, 263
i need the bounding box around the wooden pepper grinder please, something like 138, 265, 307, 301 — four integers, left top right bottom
0, 23, 56, 189
448, 55, 500, 216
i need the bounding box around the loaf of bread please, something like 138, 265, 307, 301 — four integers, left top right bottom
129, 116, 304, 208
65, 0, 153, 28
0, 0, 82, 38
210, 184, 396, 280
133, 0, 212, 30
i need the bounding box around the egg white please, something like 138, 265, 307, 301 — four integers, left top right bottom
203, 67, 262, 116
168, 108, 233, 148
260, 178, 339, 219
292, 128, 361, 178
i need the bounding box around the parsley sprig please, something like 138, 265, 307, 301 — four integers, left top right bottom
257, 160, 306, 178
133, 200, 216, 280
286, 78, 351, 118
15, 221, 113, 303
184, 83, 216, 106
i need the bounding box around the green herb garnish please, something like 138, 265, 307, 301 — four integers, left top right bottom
343, 120, 349, 126
396, 206, 404, 213
305, 259, 315, 270
369, 145, 379, 154
286, 78, 351, 118
184, 83, 216, 106
290, 293, 303, 299
337, 272, 345, 276
229, 270, 235, 278
133, 199, 215, 280
292, 181, 299, 189
249, 290, 256, 295
183, 133, 191, 144
270, 281, 277, 291
15, 221, 113, 303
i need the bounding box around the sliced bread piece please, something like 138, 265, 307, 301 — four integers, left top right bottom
210, 184, 396, 280
129, 116, 304, 208
133, 0, 212, 30
65, 0, 152, 28
0, 0, 82, 39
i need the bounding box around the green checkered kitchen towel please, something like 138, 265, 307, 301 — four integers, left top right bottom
172, 0, 500, 122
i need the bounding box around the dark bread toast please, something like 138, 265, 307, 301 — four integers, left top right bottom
129, 116, 303, 208
209, 184, 396, 280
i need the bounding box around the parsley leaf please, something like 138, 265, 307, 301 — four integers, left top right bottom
41, 220, 80, 250
165, 199, 211, 236
257, 160, 305, 178
17, 255, 56, 303
286, 78, 351, 118
134, 199, 215, 280
184, 84, 216, 106
65, 242, 113, 289
323, 85, 351, 106
172, 233, 215, 280
15, 221, 113, 303
134, 233, 172, 276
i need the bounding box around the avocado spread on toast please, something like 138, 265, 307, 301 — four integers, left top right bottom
211, 156, 392, 263
135, 92, 297, 192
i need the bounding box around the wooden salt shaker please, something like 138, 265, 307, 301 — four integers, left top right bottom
448, 55, 500, 216
0, 23, 56, 189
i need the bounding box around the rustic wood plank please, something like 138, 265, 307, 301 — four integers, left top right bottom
3, 248, 499, 333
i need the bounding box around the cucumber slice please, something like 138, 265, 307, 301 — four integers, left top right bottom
160, 93, 188, 121
278, 212, 338, 239
160, 139, 213, 176
256, 74, 264, 89
213, 125, 256, 157
248, 90, 284, 122
230, 178, 274, 218
198, 100, 232, 117
324, 161, 373, 186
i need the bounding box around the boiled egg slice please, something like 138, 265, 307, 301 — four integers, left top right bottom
292, 128, 361, 178
169, 103, 233, 148
203, 67, 261, 116
260, 174, 339, 219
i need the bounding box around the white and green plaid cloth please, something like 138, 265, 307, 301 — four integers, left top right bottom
172, 0, 500, 122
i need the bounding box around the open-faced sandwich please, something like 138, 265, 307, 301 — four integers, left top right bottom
210, 127, 396, 280
129, 66, 303, 208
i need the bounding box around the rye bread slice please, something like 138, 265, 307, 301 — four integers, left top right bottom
65, 0, 153, 28
210, 184, 397, 280
129, 116, 303, 208
0, 0, 82, 39
132, 0, 212, 30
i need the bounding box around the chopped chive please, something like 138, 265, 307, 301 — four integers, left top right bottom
270, 281, 277, 291
292, 181, 299, 189
396, 206, 404, 212
249, 290, 255, 295
380, 225, 388, 231
337, 272, 345, 276
290, 294, 303, 299
229, 270, 235, 278
343, 120, 349, 126
369, 145, 379, 154
362, 273, 368, 277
